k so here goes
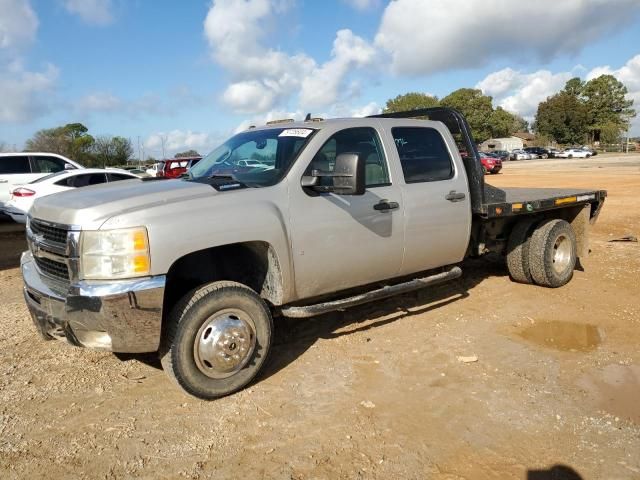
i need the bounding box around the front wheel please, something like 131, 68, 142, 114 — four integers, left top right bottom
160, 281, 273, 399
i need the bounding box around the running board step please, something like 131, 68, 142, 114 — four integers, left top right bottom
280, 266, 462, 318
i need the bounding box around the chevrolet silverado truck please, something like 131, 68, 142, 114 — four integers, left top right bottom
21, 108, 606, 399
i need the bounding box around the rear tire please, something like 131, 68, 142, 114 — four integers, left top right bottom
528, 219, 577, 288
160, 281, 273, 400
506, 218, 538, 284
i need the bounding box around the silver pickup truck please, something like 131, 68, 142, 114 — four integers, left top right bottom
21, 108, 606, 399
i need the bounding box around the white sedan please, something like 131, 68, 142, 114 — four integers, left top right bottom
510, 149, 532, 160
556, 148, 592, 159
2, 168, 140, 223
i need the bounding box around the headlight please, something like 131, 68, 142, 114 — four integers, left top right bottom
80, 227, 150, 280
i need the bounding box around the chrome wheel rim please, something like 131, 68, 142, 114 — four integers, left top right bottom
552, 234, 572, 274
193, 309, 256, 379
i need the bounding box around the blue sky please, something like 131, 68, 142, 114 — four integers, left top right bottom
1, 0, 640, 158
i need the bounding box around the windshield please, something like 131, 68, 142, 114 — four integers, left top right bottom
188, 127, 315, 187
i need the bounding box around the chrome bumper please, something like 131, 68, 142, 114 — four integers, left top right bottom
21, 251, 166, 353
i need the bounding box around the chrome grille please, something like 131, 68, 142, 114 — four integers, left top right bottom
29, 217, 72, 284
30, 219, 68, 245
33, 256, 70, 281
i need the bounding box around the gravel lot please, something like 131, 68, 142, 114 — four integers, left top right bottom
1, 154, 639, 479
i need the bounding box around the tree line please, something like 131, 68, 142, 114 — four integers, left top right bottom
384, 74, 635, 146
22, 123, 134, 167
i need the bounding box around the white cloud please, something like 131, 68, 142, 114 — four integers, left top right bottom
63, 0, 113, 26
475, 54, 640, 135
0, 61, 59, 123
347, 101, 381, 117
76, 91, 122, 113
222, 80, 279, 113
476, 68, 572, 120
375, 0, 640, 75
0, 0, 38, 50
300, 29, 377, 109
204, 0, 375, 113
342, 0, 380, 11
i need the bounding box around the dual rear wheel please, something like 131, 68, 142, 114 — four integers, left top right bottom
507, 218, 577, 288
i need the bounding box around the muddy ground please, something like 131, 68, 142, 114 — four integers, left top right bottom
1, 155, 639, 479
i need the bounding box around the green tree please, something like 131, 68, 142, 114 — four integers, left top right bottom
25, 123, 95, 164
440, 88, 494, 142
175, 149, 201, 158
582, 74, 635, 143
112, 136, 133, 164
383, 92, 439, 113
563, 77, 585, 97
534, 92, 589, 145
488, 107, 526, 138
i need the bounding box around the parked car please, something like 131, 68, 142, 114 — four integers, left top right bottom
556, 148, 592, 159
479, 152, 502, 174
547, 148, 562, 158
157, 157, 203, 178
490, 150, 510, 161
510, 149, 531, 160
0, 152, 83, 210
2, 168, 139, 223
146, 162, 163, 177
580, 146, 598, 156
21, 107, 606, 399
524, 147, 550, 159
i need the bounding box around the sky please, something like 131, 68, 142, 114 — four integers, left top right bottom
1, 0, 640, 158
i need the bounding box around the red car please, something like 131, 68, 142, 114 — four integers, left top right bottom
157, 157, 202, 178
479, 152, 502, 174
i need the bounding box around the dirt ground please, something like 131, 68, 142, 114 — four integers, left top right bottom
1, 155, 639, 479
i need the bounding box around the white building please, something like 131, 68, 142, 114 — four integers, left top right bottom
479, 136, 524, 152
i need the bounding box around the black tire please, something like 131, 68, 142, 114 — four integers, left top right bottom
586, 154, 591, 158
528, 219, 577, 288
506, 218, 538, 284
568, 154, 573, 159
160, 281, 273, 400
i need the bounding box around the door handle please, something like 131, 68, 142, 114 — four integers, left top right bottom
373, 200, 400, 211
445, 190, 466, 202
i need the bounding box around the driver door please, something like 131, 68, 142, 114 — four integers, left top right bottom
288, 127, 405, 299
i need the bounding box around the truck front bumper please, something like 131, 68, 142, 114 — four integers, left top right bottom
21, 251, 166, 353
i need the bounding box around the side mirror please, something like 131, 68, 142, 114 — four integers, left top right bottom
301, 153, 366, 196
332, 153, 365, 195
64, 163, 76, 170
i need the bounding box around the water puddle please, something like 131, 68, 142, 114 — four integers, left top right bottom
578, 364, 640, 424
519, 320, 602, 352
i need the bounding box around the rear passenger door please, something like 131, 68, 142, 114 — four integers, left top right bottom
386, 125, 472, 276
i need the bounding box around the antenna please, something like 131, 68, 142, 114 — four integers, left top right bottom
304, 113, 311, 121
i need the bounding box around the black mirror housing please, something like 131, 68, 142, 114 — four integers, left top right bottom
332, 153, 366, 195
303, 152, 365, 195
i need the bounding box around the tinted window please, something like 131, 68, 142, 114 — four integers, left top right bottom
58, 173, 108, 188
0, 156, 31, 174
32, 156, 66, 174
107, 173, 136, 182
391, 127, 454, 183
305, 127, 390, 187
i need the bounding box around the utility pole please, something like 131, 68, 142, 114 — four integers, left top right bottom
137, 136, 141, 165
161, 135, 166, 160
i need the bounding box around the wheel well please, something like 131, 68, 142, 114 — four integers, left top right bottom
162, 241, 284, 322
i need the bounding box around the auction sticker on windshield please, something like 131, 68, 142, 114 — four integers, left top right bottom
278, 129, 314, 138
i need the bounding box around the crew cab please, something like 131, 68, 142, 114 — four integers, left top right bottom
21, 108, 606, 399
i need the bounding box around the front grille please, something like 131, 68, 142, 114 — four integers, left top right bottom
30, 219, 68, 245
33, 256, 70, 282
